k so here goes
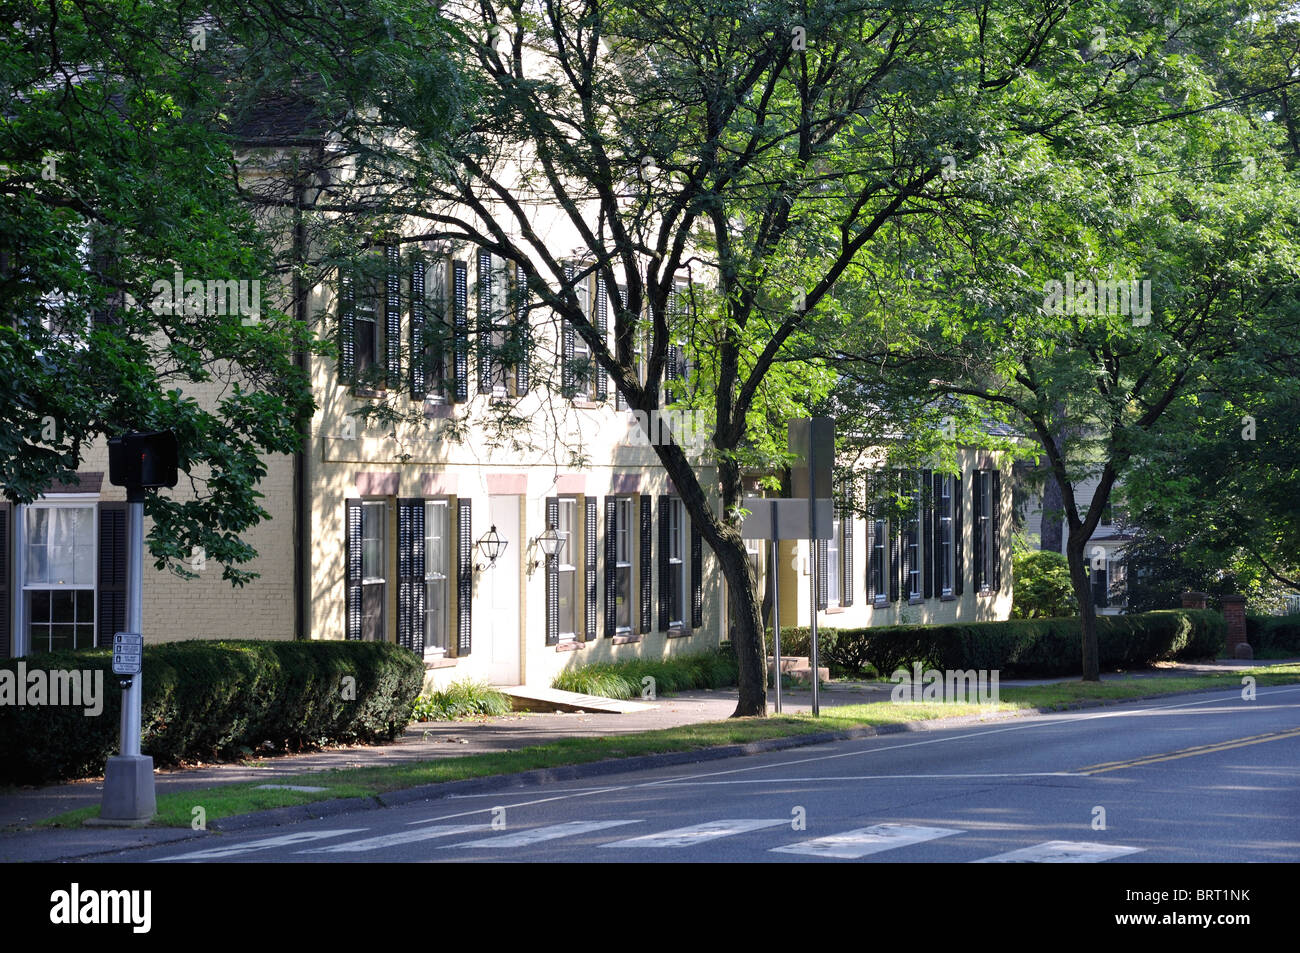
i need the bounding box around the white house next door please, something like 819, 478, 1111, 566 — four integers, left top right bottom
484, 495, 521, 685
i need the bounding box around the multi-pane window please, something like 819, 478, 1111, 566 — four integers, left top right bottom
24, 505, 96, 652
352, 248, 386, 388
906, 475, 922, 599
614, 497, 633, 631
478, 251, 517, 398
827, 518, 842, 607
420, 255, 452, 403
667, 498, 686, 626
974, 469, 994, 591
571, 274, 596, 399
424, 500, 450, 655
871, 518, 887, 603
360, 500, 386, 642
556, 498, 579, 640
939, 475, 954, 596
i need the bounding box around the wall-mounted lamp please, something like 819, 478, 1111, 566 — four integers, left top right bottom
475, 525, 508, 571
528, 523, 564, 572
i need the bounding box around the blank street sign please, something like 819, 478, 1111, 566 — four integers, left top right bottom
739, 497, 832, 540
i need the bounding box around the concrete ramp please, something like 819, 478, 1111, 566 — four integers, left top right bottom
499, 685, 655, 714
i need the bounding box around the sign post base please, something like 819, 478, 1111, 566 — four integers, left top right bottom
99, 754, 156, 823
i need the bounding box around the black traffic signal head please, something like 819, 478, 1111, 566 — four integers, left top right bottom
108, 430, 179, 490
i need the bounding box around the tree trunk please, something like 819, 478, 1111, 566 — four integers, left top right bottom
1040, 476, 1064, 553
714, 527, 767, 717
1065, 536, 1100, 681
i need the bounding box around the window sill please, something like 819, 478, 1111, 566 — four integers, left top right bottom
556, 640, 583, 652
940, 593, 956, 602
424, 656, 457, 669
908, 596, 924, 606
353, 386, 388, 400
424, 402, 454, 419
872, 598, 889, 609
666, 626, 690, 639
572, 399, 601, 410
824, 606, 845, 615
612, 633, 640, 645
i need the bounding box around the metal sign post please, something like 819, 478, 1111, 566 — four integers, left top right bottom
770, 500, 781, 714
97, 430, 177, 825
789, 418, 835, 718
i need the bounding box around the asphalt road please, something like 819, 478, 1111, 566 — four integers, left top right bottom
91, 684, 1300, 863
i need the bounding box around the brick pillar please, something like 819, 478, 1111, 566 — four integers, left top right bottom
1181, 591, 1208, 610
1221, 594, 1251, 660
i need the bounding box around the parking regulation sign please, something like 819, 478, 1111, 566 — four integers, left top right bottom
112, 632, 143, 676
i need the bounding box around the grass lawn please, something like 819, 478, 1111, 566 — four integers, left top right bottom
41, 662, 1300, 830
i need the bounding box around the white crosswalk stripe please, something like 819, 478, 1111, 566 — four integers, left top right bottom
772, 823, 963, 859
972, 840, 1145, 863
603, 818, 788, 848
447, 820, 642, 848
298, 824, 487, 854
152, 829, 368, 862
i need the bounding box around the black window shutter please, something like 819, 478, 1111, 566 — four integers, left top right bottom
457, 499, 472, 655
344, 499, 362, 640
452, 260, 469, 402
973, 472, 983, 591
1093, 564, 1108, 608
338, 267, 356, 384
561, 262, 576, 396
595, 275, 609, 400
410, 256, 426, 401
97, 502, 127, 646
515, 262, 530, 393
585, 497, 598, 642
922, 469, 933, 599
658, 495, 670, 631
545, 497, 559, 645
639, 494, 652, 633
841, 495, 854, 607
816, 538, 828, 610
604, 497, 618, 637
0, 503, 11, 657
992, 468, 1002, 592
953, 472, 964, 596
931, 471, 943, 595
398, 499, 425, 655
690, 518, 702, 628
477, 249, 493, 394
90, 228, 121, 326
385, 244, 402, 389
889, 472, 900, 603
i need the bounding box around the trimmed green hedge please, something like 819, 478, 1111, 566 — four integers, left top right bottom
774, 610, 1226, 679
1246, 615, 1300, 655
552, 650, 739, 699
0, 640, 424, 785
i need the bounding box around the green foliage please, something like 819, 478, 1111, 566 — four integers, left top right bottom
1245, 615, 1300, 656
0, 640, 424, 785
552, 651, 740, 700
1012, 551, 1078, 619
773, 611, 1224, 680
412, 680, 513, 721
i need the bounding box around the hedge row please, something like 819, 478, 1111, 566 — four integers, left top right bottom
552, 650, 739, 699
774, 610, 1226, 679
1245, 615, 1300, 655
0, 640, 424, 785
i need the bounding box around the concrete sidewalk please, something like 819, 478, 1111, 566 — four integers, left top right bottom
0, 658, 1283, 834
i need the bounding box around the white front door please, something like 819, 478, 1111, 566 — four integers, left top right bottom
483, 495, 521, 685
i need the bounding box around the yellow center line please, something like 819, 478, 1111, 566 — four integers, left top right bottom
1075, 727, 1300, 775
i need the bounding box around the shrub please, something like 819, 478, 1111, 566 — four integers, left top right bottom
412, 680, 513, 721
1246, 614, 1300, 656
552, 650, 739, 699
770, 609, 1225, 681
1011, 551, 1077, 618
0, 639, 424, 786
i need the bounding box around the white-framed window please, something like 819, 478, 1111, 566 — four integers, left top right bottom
353, 248, 385, 385
668, 497, 686, 627
571, 273, 596, 399
22, 503, 97, 653
939, 474, 954, 596
871, 517, 887, 604
827, 518, 842, 607
420, 253, 452, 403
906, 475, 922, 600
977, 470, 994, 591
614, 497, 633, 632
424, 499, 450, 656
556, 497, 579, 640
360, 499, 386, 642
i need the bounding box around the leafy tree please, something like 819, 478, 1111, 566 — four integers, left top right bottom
320, 0, 1230, 714
1011, 550, 1077, 618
